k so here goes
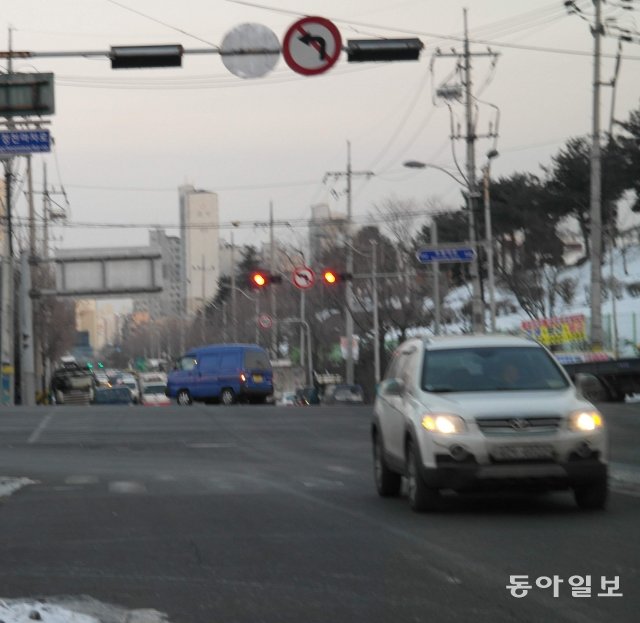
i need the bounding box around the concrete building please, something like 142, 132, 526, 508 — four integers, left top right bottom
179, 185, 220, 316
134, 229, 182, 319
308, 203, 347, 266
76, 299, 98, 351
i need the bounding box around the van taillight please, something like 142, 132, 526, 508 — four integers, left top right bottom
240, 374, 246, 382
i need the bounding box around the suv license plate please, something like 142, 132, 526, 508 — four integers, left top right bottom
492, 445, 554, 461
252, 374, 263, 383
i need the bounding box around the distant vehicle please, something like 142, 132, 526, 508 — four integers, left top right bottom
50, 362, 94, 405
117, 374, 140, 403
372, 335, 608, 512
93, 371, 111, 388
92, 386, 133, 405
167, 343, 273, 406
322, 384, 365, 405
556, 353, 640, 403
140, 382, 171, 406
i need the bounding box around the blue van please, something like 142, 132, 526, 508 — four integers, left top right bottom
167, 343, 273, 406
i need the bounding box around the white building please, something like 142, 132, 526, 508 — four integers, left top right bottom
179, 185, 220, 316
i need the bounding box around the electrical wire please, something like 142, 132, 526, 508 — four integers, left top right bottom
10, 205, 464, 232
104, 0, 218, 48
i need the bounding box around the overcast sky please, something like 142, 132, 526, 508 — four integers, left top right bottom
3, 0, 640, 256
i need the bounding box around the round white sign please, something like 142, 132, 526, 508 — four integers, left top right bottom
221, 23, 280, 79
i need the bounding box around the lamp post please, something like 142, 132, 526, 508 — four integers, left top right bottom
370, 240, 381, 384
230, 222, 239, 342
482, 149, 499, 333
404, 160, 476, 333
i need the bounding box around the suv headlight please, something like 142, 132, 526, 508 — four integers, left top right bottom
568, 410, 603, 432
421, 414, 467, 434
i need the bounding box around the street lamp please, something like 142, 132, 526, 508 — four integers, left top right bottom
403, 159, 484, 334
483, 149, 499, 333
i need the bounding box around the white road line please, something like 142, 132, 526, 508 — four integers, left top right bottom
27, 410, 55, 444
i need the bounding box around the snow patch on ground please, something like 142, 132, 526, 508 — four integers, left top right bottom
0, 477, 37, 498
0, 597, 171, 623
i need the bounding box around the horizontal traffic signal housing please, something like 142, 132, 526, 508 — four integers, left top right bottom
321, 269, 353, 285
347, 38, 424, 62
249, 271, 283, 288
111, 45, 183, 69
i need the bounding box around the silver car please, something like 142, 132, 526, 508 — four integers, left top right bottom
372, 335, 608, 512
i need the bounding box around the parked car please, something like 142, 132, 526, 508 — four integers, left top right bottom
92, 386, 134, 405
322, 384, 365, 405
372, 334, 608, 512
167, 343, 273, 406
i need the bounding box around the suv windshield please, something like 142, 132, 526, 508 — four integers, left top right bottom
422, 346, 570, 392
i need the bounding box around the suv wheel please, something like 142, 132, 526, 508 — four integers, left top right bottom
406, 440, 440, 512
220, 388, 236, 406
373, 433, 401, 497
177, 390, 192, 406
574, 476, 608, 510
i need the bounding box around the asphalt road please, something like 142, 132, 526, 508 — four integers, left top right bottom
0, 402, 639, 623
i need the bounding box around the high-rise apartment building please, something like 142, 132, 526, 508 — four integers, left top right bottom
308, 203, 348, 265
179, 185, 220, 316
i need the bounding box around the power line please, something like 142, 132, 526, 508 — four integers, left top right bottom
104, 0, 217, 48
8, 206, 455, 232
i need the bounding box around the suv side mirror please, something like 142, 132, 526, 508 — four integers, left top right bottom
574, 373, 608, 403
384, 378, 405, 396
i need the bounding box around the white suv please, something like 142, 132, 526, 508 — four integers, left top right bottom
372, 335, 608, 512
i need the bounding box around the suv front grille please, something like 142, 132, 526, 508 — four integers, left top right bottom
476, 416, 562, 436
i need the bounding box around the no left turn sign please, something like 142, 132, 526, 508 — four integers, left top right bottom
282, 16, 342, 76
292, 266, 316, 290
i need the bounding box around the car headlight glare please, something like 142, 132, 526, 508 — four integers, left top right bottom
422, 414, 466, 434
569, 410, 603, 432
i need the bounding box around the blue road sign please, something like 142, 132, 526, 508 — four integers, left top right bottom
416, 247, 476, 263
0, 129, 51, 155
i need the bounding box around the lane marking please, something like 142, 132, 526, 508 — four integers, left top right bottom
27, 410, 55, 444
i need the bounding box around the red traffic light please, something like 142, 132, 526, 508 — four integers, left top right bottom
250, 271, 268, 287
249, 271, 283, 288
321, 269, 352, 285
322, 269, 338, 285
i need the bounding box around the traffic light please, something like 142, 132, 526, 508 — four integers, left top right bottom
321, 269, 352, 285
249, 271, 283, 288
110, 45, 183, 69
346, 38, 424, 62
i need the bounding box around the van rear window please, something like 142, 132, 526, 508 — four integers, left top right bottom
244, 350, 271, 369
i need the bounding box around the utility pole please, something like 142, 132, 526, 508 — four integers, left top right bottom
590, 0, 604, 350
371, 239, 381, 384
324, 142, 373, 384
464, 9, 484, 334
269, 202, 277, 359
431, 220, 441, 335
230, 227, 237, 342
0, 27, 15, 405
435, 10, 499, 334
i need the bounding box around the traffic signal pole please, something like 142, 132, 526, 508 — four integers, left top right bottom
324, 143, 373, 384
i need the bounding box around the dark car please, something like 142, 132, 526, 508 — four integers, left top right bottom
322, 384, 365, 405
92, 386, 133, 405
